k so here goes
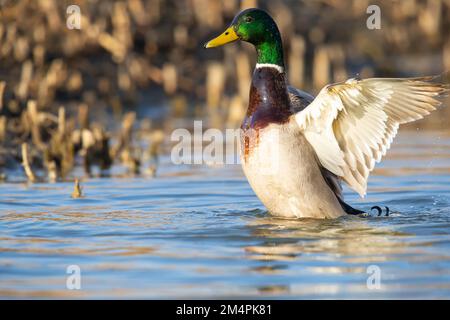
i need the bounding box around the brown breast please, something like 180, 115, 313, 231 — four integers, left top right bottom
240, 66, 293, 161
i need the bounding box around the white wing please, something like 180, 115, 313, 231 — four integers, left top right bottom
295, 76, 448, 197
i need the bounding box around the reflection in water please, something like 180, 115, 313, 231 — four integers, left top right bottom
246, 213, 450, 297
1, 131, 450, 298
246, 215, 407, 258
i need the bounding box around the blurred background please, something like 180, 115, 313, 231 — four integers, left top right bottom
0, 0, 449, 181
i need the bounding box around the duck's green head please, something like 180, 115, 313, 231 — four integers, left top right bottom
205, 8, 284, 68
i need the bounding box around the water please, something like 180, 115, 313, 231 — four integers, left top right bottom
1, 130, 450, 299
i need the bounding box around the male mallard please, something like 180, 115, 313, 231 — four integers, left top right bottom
205, 8, 448, 219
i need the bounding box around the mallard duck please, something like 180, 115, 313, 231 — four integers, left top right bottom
205, 8, 448, 219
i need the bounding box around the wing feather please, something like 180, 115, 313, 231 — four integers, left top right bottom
295, 76, 448, 197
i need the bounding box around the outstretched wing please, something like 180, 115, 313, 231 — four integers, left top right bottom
295, 76, 448, 197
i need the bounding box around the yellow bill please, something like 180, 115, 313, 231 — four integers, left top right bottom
204, 27, 239, 48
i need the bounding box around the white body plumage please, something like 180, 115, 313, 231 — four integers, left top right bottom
240, 120, 346, 219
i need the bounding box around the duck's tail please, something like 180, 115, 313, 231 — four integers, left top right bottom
338, 198, 390, 217
338, 198, 365, 215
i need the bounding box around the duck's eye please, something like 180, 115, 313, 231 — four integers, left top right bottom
244, 16, 253, 23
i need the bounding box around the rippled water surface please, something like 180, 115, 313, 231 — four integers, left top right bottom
1, 130, 450, 299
